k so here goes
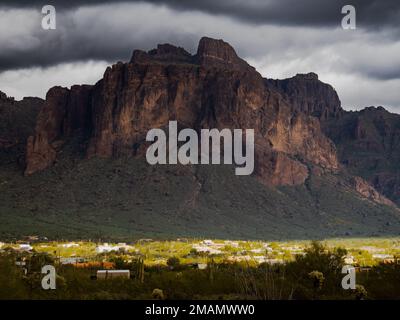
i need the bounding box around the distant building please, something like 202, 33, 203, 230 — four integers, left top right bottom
265, 258, 284, 265
97, 270, 130, 280
253, 256, 267, 263
192, 245, 222, 255
61, 243, 80, 248
250, 249, 264, 254
96, 244, 119, 253
372, 254, 393, 260
95, 242, 133, 253
18, 244, 33, 251
60, 257, 86, 265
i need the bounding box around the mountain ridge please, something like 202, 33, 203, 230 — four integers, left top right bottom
0, 36, 399, 239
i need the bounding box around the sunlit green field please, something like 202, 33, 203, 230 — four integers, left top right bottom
1, 238, 400, 300
3, 237, 400, 267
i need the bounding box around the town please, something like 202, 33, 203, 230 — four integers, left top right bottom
0, 237, 399, 299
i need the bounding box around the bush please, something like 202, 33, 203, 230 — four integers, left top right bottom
167, 257, 180, 269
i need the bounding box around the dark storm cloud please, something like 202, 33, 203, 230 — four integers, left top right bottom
0, 1, 399, 110
2, 0, 400, 28
0, 0, 399, 80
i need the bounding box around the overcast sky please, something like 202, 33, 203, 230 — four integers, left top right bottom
0, 0, 399, 112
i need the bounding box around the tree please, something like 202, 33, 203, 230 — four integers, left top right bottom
167, 257, 180, 269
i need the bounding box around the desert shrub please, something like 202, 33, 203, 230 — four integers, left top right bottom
167, 257, 180, 269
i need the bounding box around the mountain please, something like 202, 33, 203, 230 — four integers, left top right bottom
324, 107, 400, 206
0, 91, 43, 166
1, 37, 400, 240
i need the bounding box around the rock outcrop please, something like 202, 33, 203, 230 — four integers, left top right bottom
266, 73, 343, 120
351, 176, 395, 207
25, 85, 92, 175
0, 92, 43, 166
324, 106, 400, 205
25, 37, 340, 189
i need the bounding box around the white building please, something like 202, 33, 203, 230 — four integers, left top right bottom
250, 249, 265, 254
19, 244, 33, 251
97, 270, 130, 280
61, 243, 80, 248
372, 254, 393, 260
60, 257, 86, 265
95, 243, 132, 253
192, 245, 222, 255
202, 240, 215, 246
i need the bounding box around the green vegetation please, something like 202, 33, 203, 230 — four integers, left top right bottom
1, 239, 400, 300
1, 152, 400, 240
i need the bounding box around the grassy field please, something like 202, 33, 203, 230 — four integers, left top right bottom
2, 152, 400, 241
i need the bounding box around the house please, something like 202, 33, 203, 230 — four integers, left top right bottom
197, 263, 207, 270
202, 240, 215, 246
265, 258, 284, 265
18, 244, 33, 251
61, 243, 80, 248
250, 249, 264, 254
60, 257, 86, 265
262, 244, 273, 252
192, 245, 222, 255
95, 243, 125, 253
372, 254, 393, 260
97, 270, 130, 280
253, 256, 267, 263
227, 255, 252, 262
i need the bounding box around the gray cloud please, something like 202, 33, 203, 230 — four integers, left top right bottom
0, 1, 399, 111
2, 0, 400, 28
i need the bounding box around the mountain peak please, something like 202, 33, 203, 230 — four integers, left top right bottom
196, 37, 250, 70
0, 90, 8, 101
130, 43, 192, 64
294, 72, 319, 80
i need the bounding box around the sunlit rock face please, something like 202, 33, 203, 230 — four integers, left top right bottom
25, 37, 340, 189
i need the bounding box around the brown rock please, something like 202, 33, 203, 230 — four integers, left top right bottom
25, 37, 339, 189
266, 73, 343, 120
351, 176, 395, 207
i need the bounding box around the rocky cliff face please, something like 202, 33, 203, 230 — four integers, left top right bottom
25, 37, 340, 188
324, 106, 400, 205
266, 73, 343, 121
25, 85, 92, 175
0, 91, 43, 166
